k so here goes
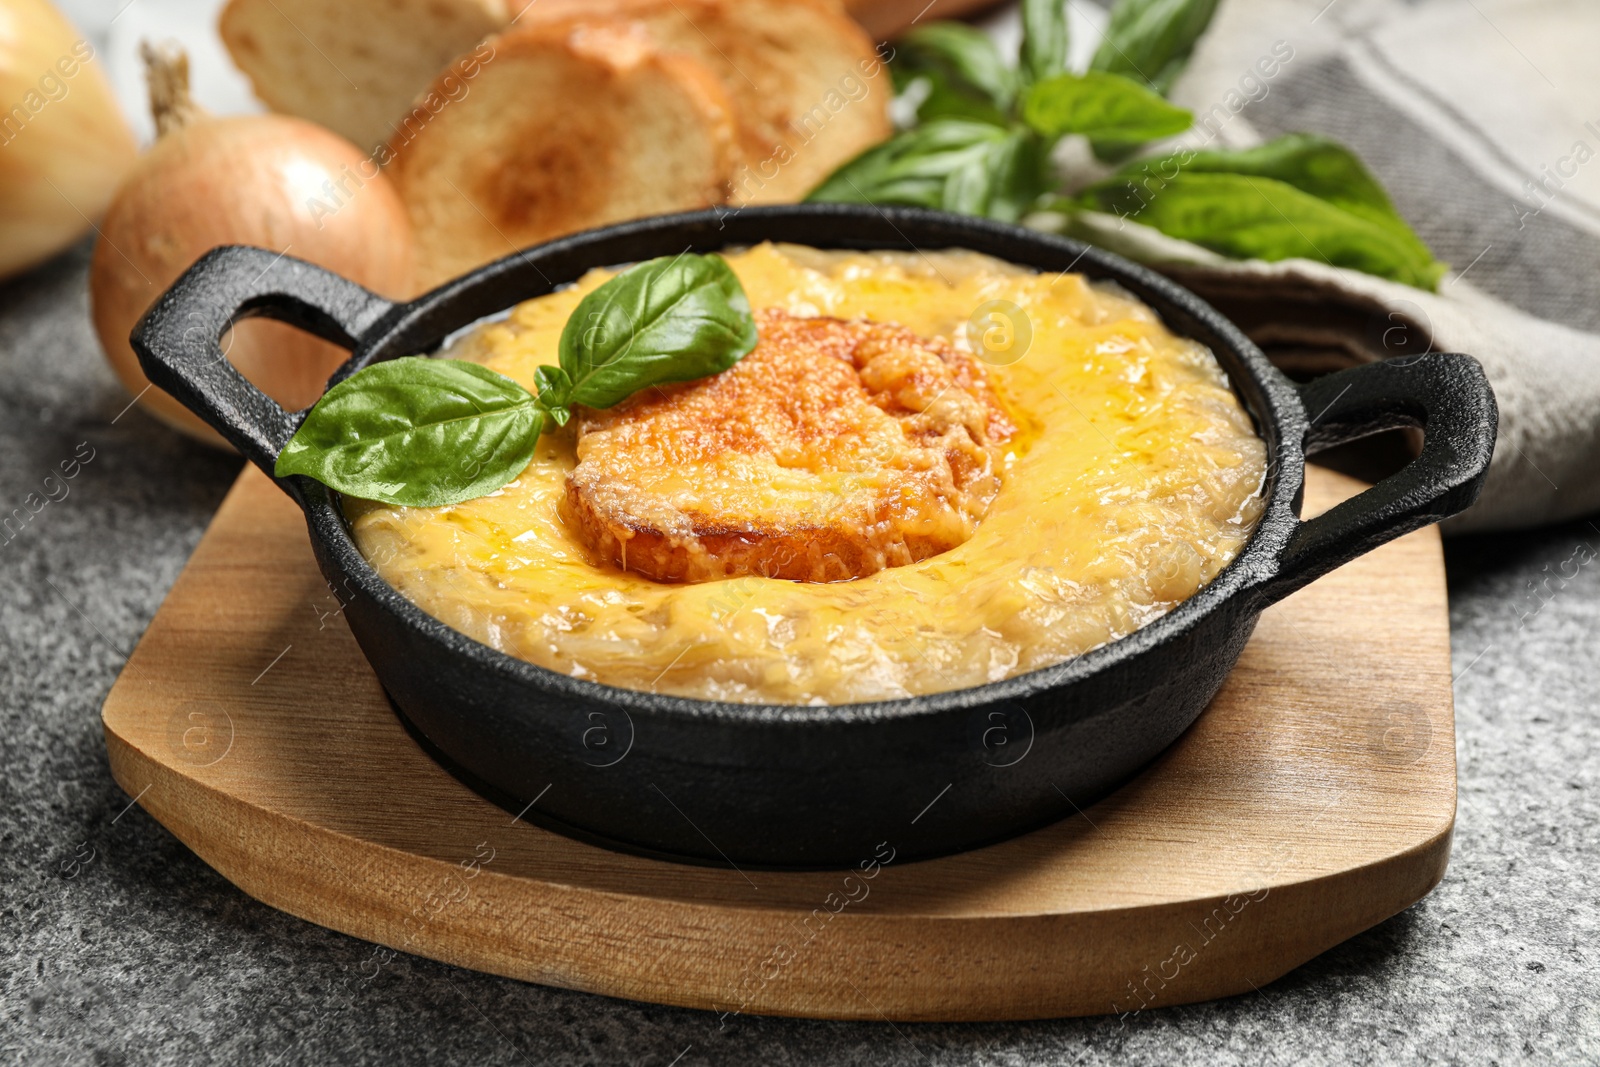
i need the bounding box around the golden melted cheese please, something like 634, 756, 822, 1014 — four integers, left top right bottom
347, 243, 1268, 705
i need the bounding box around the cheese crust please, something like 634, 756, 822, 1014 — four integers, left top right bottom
563, 309, 1016, 583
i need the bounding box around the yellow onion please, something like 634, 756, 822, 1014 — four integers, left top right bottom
0, 0, 137, 280
91, 43, 414, 446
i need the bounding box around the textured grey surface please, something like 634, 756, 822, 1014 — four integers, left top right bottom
3, 243, 1598, 1065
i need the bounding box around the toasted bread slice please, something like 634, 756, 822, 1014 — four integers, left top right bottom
219, 0, 513, 152
563, 309, 1016, 584
841, 0, 1002, 41
531, 0, 892, 204
386, 21, 737, 290
222, 0, 888, 201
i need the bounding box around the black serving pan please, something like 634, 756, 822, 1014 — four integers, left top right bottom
132, 205, 1496, 869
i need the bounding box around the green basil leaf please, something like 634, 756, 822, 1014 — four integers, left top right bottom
1097, 134, 1443, 272
275, 357, 544, 507
807, 121, 1007, 207
558, 253, 758, 409
1169, 136, 1429, 243
534, 364, 572, 405
278, 255, 757, 507
1019, 0, 1069, 87
901, 70, 1012, 126
1082, 0, 1220, 160
1089, 0, 1221, 96
1022, 71, 1192, 141
899, 22, 1016, 113
535, 361, 574, 426
807, 121, 1050, 221
1088, 138, 1148, 165
948, 128, 1053, 221
1074, 171, 1447, 289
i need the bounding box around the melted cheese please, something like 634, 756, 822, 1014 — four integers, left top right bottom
347, 243, 1267, 704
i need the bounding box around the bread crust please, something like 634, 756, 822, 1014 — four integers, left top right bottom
563, 309, 1016, 584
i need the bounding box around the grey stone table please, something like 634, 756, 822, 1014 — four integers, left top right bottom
3, 244, 1597, 1066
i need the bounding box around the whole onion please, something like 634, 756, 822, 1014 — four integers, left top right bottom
0, 0, 137, 280
91, 43, 414, 446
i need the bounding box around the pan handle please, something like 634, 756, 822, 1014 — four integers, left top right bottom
1254, 352, 1497, 606
130, 245, 398, 475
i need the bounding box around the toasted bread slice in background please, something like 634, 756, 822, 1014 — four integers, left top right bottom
532, 0, 892, 204
842, 0, 1003, 40
219, 0, 513, 152
223, 0, 889, 202
386, 21, 737, 290
563, 309, 1016, 584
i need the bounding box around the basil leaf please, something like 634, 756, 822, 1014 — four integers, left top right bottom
1089, 0, 1221, 96
901, 69, 1012, 126
1022, 71, 1192, 141
947, 127, 1053, 221
899, 22, 1016, 114
1074, 171, 1447, 289
534, 364, 572, 406
534, 364, 573, 424
807, 121, 1050, 221
275, 357, 545, 507
278, 254, 758, 507
558, 253, 758, 409
808, 121, 1007, 207
1019, 0, 1069, 88
1096, 134, 1443, 275
1167, 135, 1433, 251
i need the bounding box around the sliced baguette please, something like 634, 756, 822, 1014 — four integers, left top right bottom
530, 0, 892, 203
385, 21, 737, 290
219, 0, 512, 152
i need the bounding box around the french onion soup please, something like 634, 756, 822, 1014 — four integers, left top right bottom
345, 243, 1267, 704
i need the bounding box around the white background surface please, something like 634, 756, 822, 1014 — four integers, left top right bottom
55, 0, 263, 144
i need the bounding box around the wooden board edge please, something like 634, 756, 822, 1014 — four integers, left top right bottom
104, 720, 1456, 1022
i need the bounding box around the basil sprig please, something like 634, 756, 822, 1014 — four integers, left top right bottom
274, 253, 757, 507
807, 0, 1445, 289
1085, 0, 1220, 161
894, 21, 1017, 121
1089, 0, 1221, 97
807, 121, 1048, 222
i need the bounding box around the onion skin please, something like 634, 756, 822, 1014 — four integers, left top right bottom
91, 105, 415, 446
0, 0, 137, 280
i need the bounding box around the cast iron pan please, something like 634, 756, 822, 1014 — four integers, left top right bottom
131, 205, 1497, 869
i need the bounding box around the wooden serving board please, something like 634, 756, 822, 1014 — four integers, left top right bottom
102, 464, 1455, 1022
